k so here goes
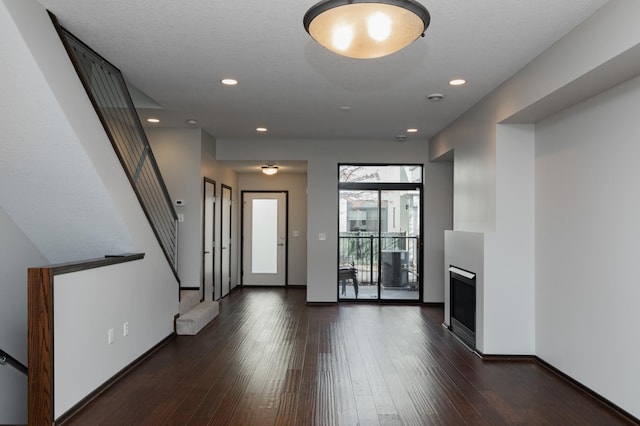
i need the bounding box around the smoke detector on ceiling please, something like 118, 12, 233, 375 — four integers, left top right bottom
427, 93, 444, 101
395, 134, 408, 142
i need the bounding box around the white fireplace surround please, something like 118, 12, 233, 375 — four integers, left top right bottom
445, 229, 535, 355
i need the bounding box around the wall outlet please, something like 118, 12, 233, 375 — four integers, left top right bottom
108, 328, 114, 345
123, 322, 129, 337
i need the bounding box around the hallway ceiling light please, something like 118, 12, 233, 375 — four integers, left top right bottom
303, 0, 431, 59
449, 78, 466, 86
256, 127, 268, 132
262, 164, 279, 175
147, 118, 160, 123
221, 78, 238, 86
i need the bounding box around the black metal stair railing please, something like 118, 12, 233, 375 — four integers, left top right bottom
52, 18, 179, 279
0, 347, 28, 376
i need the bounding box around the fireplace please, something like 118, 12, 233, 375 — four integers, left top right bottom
449, 266, 476, 349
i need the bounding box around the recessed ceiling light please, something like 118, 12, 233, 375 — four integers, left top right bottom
147, 118, 160, 123
185, 119, 198, 125
256, 127, 268, 132
449, 78, 466, 86
427, 93, 444, 101
407, 128, 418, 133
221, 78, 238, 86
339, 106, 352, 111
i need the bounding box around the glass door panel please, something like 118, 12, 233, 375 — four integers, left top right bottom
380, 190, 420, 300
242, 192, 287, 286
339, 190, 379, 300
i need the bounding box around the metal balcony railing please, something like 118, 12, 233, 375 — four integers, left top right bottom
339, 232, 419, 287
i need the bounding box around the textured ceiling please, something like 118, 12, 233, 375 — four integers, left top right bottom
36, 0, 608, 143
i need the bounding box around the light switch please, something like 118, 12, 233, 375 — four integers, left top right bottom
293, 230, 300, 237
177, 214, 185, 223
319, 233, 326, 241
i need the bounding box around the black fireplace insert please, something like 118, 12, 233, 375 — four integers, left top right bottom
449, 266, 476, 349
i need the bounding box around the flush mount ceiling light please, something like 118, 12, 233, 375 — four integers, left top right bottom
303, 0, 430, 59
262, 164, 279, 175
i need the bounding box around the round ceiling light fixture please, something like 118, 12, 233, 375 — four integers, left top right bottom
261, 164, 279, 175
303, 0, 430, 59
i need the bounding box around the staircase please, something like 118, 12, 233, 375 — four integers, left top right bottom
176, 291, 219, 335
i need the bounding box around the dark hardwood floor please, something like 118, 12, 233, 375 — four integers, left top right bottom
66, 288, 635, 425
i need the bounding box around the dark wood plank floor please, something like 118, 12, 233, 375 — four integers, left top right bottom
66, 288, 635, 425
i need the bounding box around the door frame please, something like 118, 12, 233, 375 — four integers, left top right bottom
241, 190, 289, 286
202, 177, 216, 301
220, 184, 233, 298
337, 164, 424, 303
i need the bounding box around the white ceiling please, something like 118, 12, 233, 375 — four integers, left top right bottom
36, 0, 608, 145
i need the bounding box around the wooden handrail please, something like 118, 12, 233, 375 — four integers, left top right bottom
28, 253, 144, 426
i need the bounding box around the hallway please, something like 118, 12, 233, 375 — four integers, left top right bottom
67, 288, 633, 425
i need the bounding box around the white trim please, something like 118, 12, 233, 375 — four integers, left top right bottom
448, 266, 475, 280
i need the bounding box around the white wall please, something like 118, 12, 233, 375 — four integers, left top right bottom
430, 0, 640, 233
238, 172, 308, 286
201, 132, 240, 296
0, 0, 138, 264
1, 1, 181, 419
147, 128, 203, 289
0, 207, 47, 424
54, 257, 176, 417
430, 0, 640, 417
217, 138, 450, 303
536, 75, 640, 419
483, 125, 535, 354
147, 128, 241, 298
424, 161, 453, 303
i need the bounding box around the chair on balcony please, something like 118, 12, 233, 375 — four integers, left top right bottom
339, 262, 358, 298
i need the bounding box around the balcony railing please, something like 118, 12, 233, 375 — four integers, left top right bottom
339, 232, 419, 287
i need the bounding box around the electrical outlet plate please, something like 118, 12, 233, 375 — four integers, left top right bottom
123, 322, 129, 336
108, 328, 114, 344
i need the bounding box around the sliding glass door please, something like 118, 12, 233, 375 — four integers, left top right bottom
379, 189, 420, 300
338, 165, 423, 302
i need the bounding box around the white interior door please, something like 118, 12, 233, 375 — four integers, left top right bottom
242, 192, 287, 286
203, 179, 215, 300
221, 185, 232, 297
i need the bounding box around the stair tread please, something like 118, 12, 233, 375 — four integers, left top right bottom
176, 301, 219, 336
